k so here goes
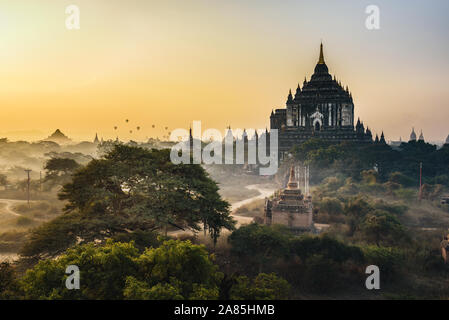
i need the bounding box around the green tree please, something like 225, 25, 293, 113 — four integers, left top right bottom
361, 210, 407, 246
388, 171, 416, 188
343, 196, 373, 236
22, 145, 234, 257
44, 158, 81, 189
45, 158, 80, 176
362, 245, 405, 281
228, 224, 291, 272
289, 235, 364, 264
123, 277, 183, 300
20, 240, 140, 299
20, 239, 223, 300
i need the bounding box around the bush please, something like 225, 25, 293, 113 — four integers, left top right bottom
362, 246, 405, 281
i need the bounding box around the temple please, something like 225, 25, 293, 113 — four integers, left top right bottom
264, 166, 314, 231
270, 43, 375, 159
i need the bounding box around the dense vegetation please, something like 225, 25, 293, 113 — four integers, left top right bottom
292, 139, 449, 186
1, 139, 448, 300
19, 145, 235, 258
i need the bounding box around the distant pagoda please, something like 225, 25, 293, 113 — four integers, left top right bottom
93, 133, 100, 144
43, 129, 71, 144
264, 166, 314, 231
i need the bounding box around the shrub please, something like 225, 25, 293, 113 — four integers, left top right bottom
362, 246, 405, 281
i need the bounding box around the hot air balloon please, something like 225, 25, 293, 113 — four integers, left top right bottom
129, 130, 133, 133
165, 127, 168, 130
114, 126, 117, 130
136, 126, 140, 131
126, 119, 129, 123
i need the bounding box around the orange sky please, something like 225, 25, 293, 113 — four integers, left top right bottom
0, 0, 448, 142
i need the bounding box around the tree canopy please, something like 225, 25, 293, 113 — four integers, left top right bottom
19, 240, 222, 300
21, 145, 235, 257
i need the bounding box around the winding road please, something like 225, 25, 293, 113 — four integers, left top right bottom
0, 199, 34, 262
168, 184, 276, 237
0, 186, 276, 261
0, 199, 32, 219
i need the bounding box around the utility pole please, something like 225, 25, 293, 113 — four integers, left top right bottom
24, 169, 32, 207
418, 162, 423, 201
39, 171, 42, 192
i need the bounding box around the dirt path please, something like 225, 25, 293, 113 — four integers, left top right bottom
0, 187, 278, 261
0, 199, 33, 220
0, 199, 34, 262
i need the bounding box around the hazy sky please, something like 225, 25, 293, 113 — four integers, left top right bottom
0, 0, 448, 142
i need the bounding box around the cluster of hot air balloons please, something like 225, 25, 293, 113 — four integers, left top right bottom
110, 119, 171, 141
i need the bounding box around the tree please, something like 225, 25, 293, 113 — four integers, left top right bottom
228, 224, 291, 272
20, 240, 140, 299
59, 145, 234, 239
44, 158, 81, 188
22, 145, 235, 257
125, 240, 222, 300
388, 171, 416, 188
343, 196, 373, 236
289, 235, 364, 264
289, 236, 364, 293
20, 240, 223, 300
361, 210, 407, 246
45, 158, 80, 175
362, 245, 405, 281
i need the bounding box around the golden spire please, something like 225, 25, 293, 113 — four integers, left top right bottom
318, 42, 325, 64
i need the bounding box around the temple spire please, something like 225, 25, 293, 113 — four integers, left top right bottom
287, 166, 298, 190
318, 42, 325, 64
